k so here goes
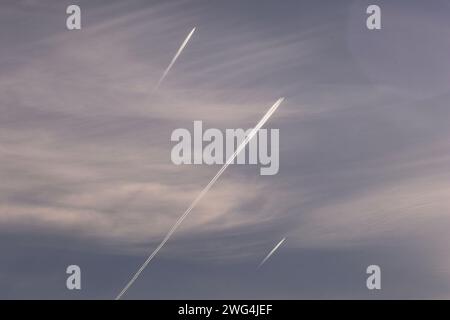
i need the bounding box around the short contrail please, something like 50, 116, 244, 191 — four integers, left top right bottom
105, 29, 197, 225
154, 27, 196, 90
258, 237, 286, 269
115, 97, 284, 300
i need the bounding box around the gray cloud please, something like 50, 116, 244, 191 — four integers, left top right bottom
1, 0, 450, 298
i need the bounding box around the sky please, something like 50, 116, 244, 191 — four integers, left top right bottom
1, 0, 450, 299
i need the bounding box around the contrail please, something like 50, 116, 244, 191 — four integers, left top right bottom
258, 237, 286, 269
103, 28, 196, 218
103, 29, 197, 223
115, 97, 284, 300
154, 27, 196, 90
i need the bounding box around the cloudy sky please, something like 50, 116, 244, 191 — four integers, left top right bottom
1, 0, 450, 299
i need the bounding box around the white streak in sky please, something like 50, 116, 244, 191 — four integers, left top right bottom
108, 29, 196, 225
258, 237, 286, 269
154, 27, 196, 90
115, 98, 284, 300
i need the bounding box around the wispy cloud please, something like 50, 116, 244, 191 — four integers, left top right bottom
2, 0, 450, 298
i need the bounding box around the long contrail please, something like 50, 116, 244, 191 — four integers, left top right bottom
154, 27, 196, 90
258, 237, 286, 269
115, 97, 284, 300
